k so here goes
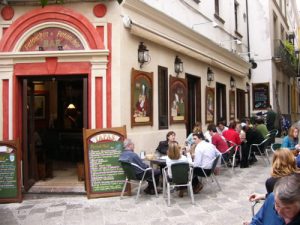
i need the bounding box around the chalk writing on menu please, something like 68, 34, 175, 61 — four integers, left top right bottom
88, 133, 125, 193
0, 147, 17, 198
253, 84, 269, 110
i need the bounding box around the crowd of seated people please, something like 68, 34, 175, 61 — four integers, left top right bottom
119, 111, 300, 225
119, 115, 300, 224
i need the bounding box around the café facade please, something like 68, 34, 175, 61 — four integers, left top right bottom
0, 0, 250, 195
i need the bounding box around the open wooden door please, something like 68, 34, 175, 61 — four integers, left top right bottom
22, 79, 38, 191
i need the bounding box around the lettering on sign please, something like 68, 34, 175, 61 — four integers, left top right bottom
20, 27, 84, 51
0, 147, 17, 198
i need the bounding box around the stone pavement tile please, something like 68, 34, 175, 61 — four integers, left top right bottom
163, 208, 185, 217
190, 212, 219, 225
66, 204, 83, 210
30, 207, 47, 214
0, 208, 19, 225
150, 218, 171, 225
47, 205, 66, 212
17, 204, 35, 210
22, 214, 45, 225
45, 210, 63, 219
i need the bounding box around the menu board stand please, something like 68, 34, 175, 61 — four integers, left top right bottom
0, 140, 22, 203
83, 126, 128, 199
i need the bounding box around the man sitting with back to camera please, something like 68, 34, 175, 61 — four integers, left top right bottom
119, 138, 161, 195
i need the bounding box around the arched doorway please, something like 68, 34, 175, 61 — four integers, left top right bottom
0, 5, 108, 193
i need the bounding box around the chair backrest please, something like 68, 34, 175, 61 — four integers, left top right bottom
269, 129, 278, 137
119, 161, 138, 180
271, 143, 281, 152
170, 162, 190, 184
259, 136, 271, 146
211, 154, 221, 172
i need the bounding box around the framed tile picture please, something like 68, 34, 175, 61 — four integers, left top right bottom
131, 68, 153, 127
205, 86, 215, 123
229, 90, 235, 119
169, 76, 187, 124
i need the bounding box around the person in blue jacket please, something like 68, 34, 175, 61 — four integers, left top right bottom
119, 138, 161, 195
246, 173, 300, 225
281, 126, 300, 167
281, 126, 299, 150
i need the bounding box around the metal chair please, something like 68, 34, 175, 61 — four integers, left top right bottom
119, 161, 158, 203
162, 162, 194, 207
249, 137, 271, 166
251, 200, 263, 216
199, 154, 222, 190
266, 129, 278, 149
271, 143, 281, 153
223, 140, 240, 171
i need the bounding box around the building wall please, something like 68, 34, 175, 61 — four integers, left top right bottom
121, 0, 250, 151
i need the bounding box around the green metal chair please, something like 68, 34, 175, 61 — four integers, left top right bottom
162, 162, 194, 207
271, 143, 282, 153
119, 161, 158, 203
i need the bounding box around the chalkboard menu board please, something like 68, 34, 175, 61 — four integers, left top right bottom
0, 140, 22, 203
83, 126, 127, 199
252, 83, 270, 110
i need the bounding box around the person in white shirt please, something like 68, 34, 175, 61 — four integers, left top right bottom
191, 132, 221, 194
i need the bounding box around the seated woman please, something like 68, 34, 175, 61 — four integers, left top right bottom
186, 122, 202, 146
245, 173, 300, 225
166, 141, 192, 197
282, 126, 300, 150
156, 131, 176, 155
248, 148, 299, 202
281, 126, 300, 167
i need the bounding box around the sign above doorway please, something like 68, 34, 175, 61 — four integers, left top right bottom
20, 27, 84, 51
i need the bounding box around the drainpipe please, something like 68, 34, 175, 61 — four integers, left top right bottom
246, 0, 251, 79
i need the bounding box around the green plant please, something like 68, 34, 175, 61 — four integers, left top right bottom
283, 40, 297, 69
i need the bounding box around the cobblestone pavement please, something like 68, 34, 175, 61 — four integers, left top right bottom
0, 153, 273, 225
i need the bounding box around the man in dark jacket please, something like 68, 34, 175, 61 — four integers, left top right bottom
242, 123, 264, 165
119, 138, 160, 195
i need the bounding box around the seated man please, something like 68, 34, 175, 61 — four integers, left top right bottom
191, 132, 221, 194
245, 173, 300, 225
242, 123, 264, 165
119, 138, 161, 195
156, 131, 177, 155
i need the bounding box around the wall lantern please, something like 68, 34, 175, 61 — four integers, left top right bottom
174, 55, 183, 75
207, 67, 214, 85
230, 76, 236, 89
246, 82, 250, 92
249, 58, 257, 69
138, 42, 150, 68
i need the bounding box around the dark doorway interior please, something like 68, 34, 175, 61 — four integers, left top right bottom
186, 74, 201, 136
22, 76, 87, 193
236, 88, 246, 121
